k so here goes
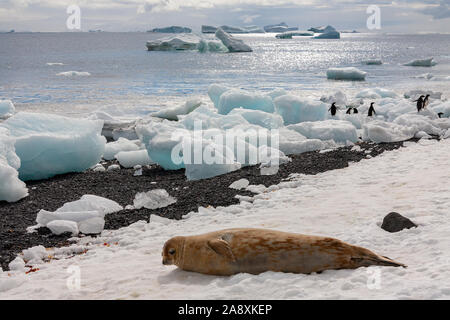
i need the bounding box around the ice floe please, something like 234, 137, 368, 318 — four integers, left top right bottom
215, 28, 252, 53
57, 71, 91, 77
327, 67, 367, 81
146, 34, 201, 51
403, 57, 437, 67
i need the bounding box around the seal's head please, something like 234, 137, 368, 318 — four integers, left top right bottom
162, 236, 184, 266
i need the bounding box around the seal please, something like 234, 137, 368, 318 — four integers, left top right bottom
162, 228, 405, 276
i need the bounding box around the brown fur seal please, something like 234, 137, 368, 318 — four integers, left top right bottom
162, 228, 405, 276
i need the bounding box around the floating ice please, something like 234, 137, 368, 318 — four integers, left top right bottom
356, 88, 399, 99
327, 67, 366, 81
152, 99, 202, 120
264, 22, 298, 33
0, 128, 28, 202
46, 62, 64, 66
288, 120, 358, 144
217, 89, 274, 115
1, 112, 106, 181
46, 220, 79, 236
115, 150, 153, 168
0, 100, 15, 118
133, 189, 177, 209
228, 108, 284, 129
197, 39, 228, 53
208, 84, 230, 108
274, 95, 328, 125
57, 71, 91, 77
104, 138, 140, 160
146, 34, 200, 51
362, 121, 415, 143
362, 59, 382, 65
151, 26, 192, 33
403, 57, 437, 67
314, 27, 340, 39
215, 28, 252, 53
276, 31, 313, 38
229, 179, 250, 190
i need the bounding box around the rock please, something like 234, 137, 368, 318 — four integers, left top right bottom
381, 212, 417, 233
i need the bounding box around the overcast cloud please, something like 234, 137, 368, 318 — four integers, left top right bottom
0, 0, 449, 32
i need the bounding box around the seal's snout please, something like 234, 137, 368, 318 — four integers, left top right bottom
162, 258, 173, 265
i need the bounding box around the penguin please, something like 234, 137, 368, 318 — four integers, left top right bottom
353, 108, 359, 114
368, 102, 376, 117
346, 107, 352, 115
415, 95, 425, 112
329, 102, 338, 116
438, 112, 444, 118
423, 94, 431, 109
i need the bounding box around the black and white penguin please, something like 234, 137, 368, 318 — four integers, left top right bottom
353, 108, 359, 114
423, 94, 431, 109
329, 102, 338, 116
346, 107, 352, 114
415, 95, 425, 112
368, 102, 376, 117
438, 112, 444, 118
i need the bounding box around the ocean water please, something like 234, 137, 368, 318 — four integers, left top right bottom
1, 32, 449, 117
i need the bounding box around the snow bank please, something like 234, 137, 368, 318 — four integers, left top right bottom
327, 67, 367, 81
403, 57, 437, 67
288, 120, 358, 144
104, 138, 140, 160
215, 28, 252, 53
0, 100, 15, 118
152, 99, 202, 121
274, 95, 328, 125
217, 89, 274, 115
133, 189, 177, 209
1, 112, 106, 181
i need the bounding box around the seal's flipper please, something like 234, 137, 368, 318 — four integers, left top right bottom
207, 239, 236, 262
351, 255, 406, 268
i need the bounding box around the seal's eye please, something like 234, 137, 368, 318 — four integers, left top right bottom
169, 248, 176, 255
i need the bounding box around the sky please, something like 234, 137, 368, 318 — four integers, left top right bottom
0, 0, 449, 33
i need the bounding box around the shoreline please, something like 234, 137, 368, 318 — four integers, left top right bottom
0, 139, 414, 270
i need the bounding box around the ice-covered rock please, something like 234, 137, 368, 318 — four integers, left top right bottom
152, 99, 202, 121
133, 189, 176, 209
0, 100, 15, 118
146, 34, 200, 51
229, 178, 250, 190
228, 108, 284, 129
288, 120, 358, 144
362, 121, 415, 143
217, 89, 274, 114
403, 57, 437, 67
46, 220, 79, 236
274, 95, 328, 125
151, 26, 192, 33
327, 67, 366, 81
215, 28, 252, 53
104, 138, 140, 160
1, 112, 106, 181
0, 128, 28, 202
115, 150, 153, 168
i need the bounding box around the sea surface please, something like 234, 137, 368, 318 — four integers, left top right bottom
1, 32, 449, 118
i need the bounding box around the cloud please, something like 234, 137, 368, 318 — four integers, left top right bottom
421, 1, 450, 19
240, 14, 260, 23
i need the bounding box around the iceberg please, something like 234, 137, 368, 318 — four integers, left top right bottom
362, 59, 383, 65
215, 28, 252, 53
264, 23, 298, 33
146, 34, 200, 51
287, 120, 358, 144
276, 31, 313, 39
202, 25, 218, 33
133, 189, 177, 209
197, 39, 228, 53
403, 57, 437, 67
362, 121, 416, 143
314, 26, 340, 39
327, 67, 366, 81
152, 98, 202, 121
208, 84, 230, 108
103, 137, 140, 160
274, 95, 328, 125
0, 100, 15, 118
151, 26, 192, 33
56, 71, 90, 77
115, 150, 153, 168
1, 112, 106, 181
243, 26, 265, 33
217, 89, 274, 115
308, 26, 327, 33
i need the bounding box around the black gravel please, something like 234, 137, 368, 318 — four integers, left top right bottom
0, 140, 407, 270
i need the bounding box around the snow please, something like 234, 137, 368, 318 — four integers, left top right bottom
146, 34, 200, 51
47, 220, 79, 236
104, 138, 140, 160
0, 100, 15, 118
115, 150, 153, 168
403, 57, 437, 67
0, 112, 106, 181
3, 139, 450, 299
327, 67, 367, 81
0, 128, 28, 202
57, 71, 91, 77
362, 121, 415, 143
215, 28, 252, 53
229, 179, 250, 190
133, 189, 177, 210
217, 89, 275, 115
152, 99, 202, 121
274, 95, 328, 124
288, 120, 358, 144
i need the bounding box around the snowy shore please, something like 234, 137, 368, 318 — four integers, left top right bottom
1, 138, 449, 299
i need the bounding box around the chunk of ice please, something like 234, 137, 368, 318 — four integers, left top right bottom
327, 67, 366, 81
133, 189, 177, 209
